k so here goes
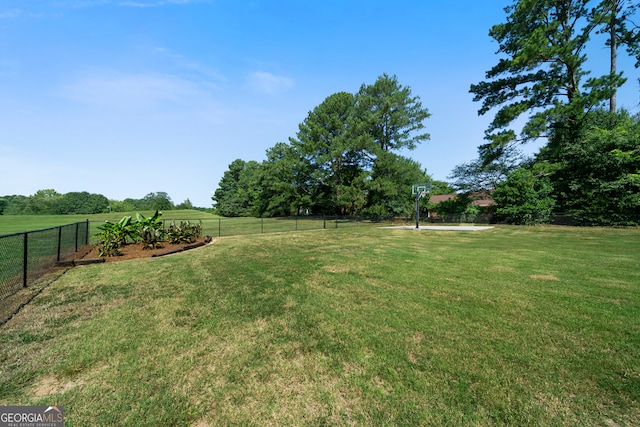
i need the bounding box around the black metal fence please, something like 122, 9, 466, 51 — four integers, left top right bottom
0, 221, 89, 301
0, 215, 409, 304
426, 212, 585, 226
155, 215, 396, 239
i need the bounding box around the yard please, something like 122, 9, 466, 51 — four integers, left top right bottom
0, 225, 638, 425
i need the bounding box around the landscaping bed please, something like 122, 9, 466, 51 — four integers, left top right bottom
73, 236, 212, 263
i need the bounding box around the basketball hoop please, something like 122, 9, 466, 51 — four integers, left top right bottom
412, 182, 431, 195
412, 183, 432, 229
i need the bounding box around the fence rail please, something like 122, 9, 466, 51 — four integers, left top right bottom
1, 216, 395, 303
1, 215, 407, 304
0, 212, 596, 314
0, 220, 89, 301
82, 215, 400, 244
156, 215, 393, 239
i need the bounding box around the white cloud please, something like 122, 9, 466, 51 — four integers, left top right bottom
0, 9, 21, 19
152, 46, 227, 85
59, 72, 212, 110
117, 0, 203, 7
53, 0, 204, 8
244, 71, 294, 95
0, 8, 42, 19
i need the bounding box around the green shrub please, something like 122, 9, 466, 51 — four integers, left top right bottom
95, 233, 122, 257
94, 211, 167, 255
166, 220, 202, 244
135, 211, 165, 250
94, 216, 137, 256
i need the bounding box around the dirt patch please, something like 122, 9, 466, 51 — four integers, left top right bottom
530, 274, 560, 281
74, 237, 213, 263
32, 375, 83, 398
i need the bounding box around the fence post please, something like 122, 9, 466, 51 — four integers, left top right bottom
57, 226, 62, 262
261, 217, 264, 234
75, 222, 79, 252
335, 216, 338, 228
23, 233, 28, 288
86, 219, 90, 245
323, 215, 326, 229
218, 218, 221, 237
295, 216, 298, 231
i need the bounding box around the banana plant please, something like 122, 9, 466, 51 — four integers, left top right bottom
94, 215, 137, 256
135, 210, 165, 249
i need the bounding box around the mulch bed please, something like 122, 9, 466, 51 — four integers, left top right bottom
68, 236, 213, 265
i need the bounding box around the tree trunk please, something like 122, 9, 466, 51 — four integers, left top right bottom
610, 0, 618, 113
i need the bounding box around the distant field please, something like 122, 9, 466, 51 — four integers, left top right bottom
0, 210, 220, 236
0, 212, 382, 242
1, 225, 638, 425
0, 212, 378, 297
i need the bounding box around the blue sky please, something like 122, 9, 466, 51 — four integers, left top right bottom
1, 0, 639, 208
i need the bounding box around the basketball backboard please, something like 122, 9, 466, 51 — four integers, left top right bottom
411, 182, 432, 195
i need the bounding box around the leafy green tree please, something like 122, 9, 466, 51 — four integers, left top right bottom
175, 199, 194, 210
215, 75, 432, 218
112, 199, 140, 212
142, 192, 174, 211
364, 152, 429, 217
53, 192, 109, 214
449, 143, 524, 193
213, 159, 261, 217
0, 195, 28, 215
85, 193, 109, 213
355, 74, 432, 217
356, 73, 431, 153
235, 161, 262, 216
590, 0, 640, 112
257, 143, 315, 216
493, 164, 556, 225
430, 180, 456, 196
540, 110, 640, 225
26, 189, 61, 214
470, 0, 639, 153
430, 193, 481, 223
290, 92, 370, 215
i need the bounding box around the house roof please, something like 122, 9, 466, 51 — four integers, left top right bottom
428, 194, 457, 204
429, 192, 495, 207
471, 198, 495, 207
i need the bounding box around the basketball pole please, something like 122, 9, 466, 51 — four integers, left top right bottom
415, 191, 424, 229
412, 183, 430, 229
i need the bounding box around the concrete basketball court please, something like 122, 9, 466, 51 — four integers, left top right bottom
384, 225, 495, 231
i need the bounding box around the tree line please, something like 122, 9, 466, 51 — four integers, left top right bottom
450, 0, 640, 225
453, 0, 640, 226
5, 1, 639, 225
213, 74, 452, 218
214, 1, 640, 225
0, 190, 198, 215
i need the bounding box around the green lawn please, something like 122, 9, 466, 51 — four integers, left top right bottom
0, 211, 377, 241
1, 226, 638, 425
0, 210, 220, 236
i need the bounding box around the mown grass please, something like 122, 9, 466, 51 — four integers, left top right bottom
0, 210, 220, 236
0, 211, 379, 241
0, 212, 377, 301
0, 226, 638, 425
